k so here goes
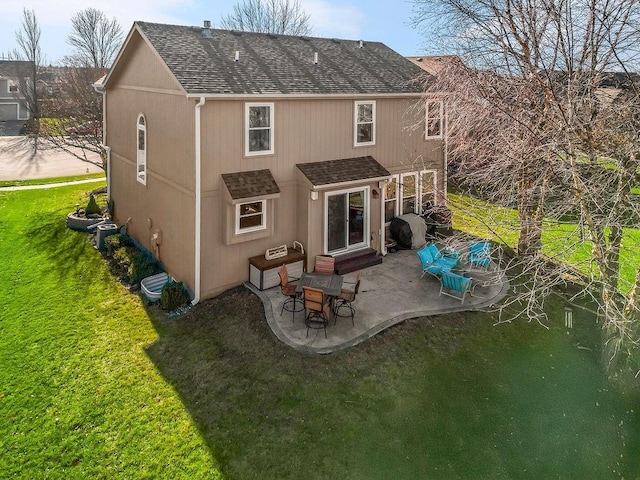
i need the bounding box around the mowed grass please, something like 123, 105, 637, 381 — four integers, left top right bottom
1, 185, 639, 478
0, 184, 214, 478
449, 193, 640, 292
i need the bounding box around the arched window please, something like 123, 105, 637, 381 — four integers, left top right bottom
136, 114, 147, 184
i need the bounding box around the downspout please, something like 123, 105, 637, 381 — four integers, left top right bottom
192, 96, 206, 305
380, 180, 387, 255
92, 81, 110, 203
443, 102, 449, 203
104, 146, 111, 203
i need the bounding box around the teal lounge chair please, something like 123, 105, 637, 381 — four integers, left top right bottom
417, 243, 460, 278
468, 241, 492, 270
439, 270, 473, 304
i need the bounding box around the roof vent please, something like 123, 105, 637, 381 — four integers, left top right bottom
202, 20, 212, 38
235, 50, 240, 62
313, 52, 318, 64
359, 40, 364, 48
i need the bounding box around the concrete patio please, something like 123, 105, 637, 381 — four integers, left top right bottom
247, 248, 510, 354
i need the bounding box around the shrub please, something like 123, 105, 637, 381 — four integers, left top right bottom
113, 246, 138, 269
161, 282, 189, 311
105, 233, 124, 257
85, 194, 101, 216
128, 253, 163, 285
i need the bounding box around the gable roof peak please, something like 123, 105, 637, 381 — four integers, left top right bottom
129, 21, 426, 96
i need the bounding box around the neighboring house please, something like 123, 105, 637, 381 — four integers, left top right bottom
0, 60, 33, 121
407, 55, 462, 76
102, 21, 447, 301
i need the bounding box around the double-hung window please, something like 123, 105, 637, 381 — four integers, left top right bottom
235, 200, 266, 234
136, 114, 147, 185
354, 101, 376, 146
425, 100, 443, 139
245, 103, 274, 156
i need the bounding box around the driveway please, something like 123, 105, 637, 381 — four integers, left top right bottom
0, 121, 26, 136
0, 136, 104, 181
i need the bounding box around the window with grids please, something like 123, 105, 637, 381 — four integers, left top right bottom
354, 101, 376, 146
245, 103, 274, 155
236, 200, 266, 234
425, 100, 443, 139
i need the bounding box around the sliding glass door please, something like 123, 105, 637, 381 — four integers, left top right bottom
325, 187, 369, 254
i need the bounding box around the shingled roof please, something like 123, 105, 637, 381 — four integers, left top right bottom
222, 169, 281, 201
297, 156, 390, 187
0, 60, 33, 78
134, 22, 426, 96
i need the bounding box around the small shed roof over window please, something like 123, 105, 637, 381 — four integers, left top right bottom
296, 156, 390, 189
221, 169, 281, 204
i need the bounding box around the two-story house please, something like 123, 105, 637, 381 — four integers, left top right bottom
101, 21, 446, 301
0, 60, 33, 121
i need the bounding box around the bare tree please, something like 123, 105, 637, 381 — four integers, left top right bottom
39, 67, 107, 171
15, 7, 42, 135
220, 0, 312, 35
66, 8, 123, 68
413, 0, 640, 381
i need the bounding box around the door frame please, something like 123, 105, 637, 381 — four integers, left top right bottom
323, 185, 370, 255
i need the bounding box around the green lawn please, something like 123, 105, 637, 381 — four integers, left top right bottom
1, 185, 639, 478
448, 193, 640, 292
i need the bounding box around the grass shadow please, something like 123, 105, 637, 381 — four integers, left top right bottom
24, 207, 97, 280
144, 287, 640, 479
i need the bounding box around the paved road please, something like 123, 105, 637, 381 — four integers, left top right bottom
0, 136, 104, 181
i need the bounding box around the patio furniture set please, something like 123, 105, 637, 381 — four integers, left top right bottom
417, 241, 493, 304
278, 256, 362, 338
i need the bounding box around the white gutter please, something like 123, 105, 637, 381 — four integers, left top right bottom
192, 96, 206, 305
186, 93, 425, 101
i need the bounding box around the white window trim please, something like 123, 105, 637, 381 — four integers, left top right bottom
235, 199, 267, 235
425, 100, 444, 139
136, 114, 147, 185
323, 186, 370, 255
419, 170, 438, 212
384, 174, 400, 226
400, 172, 418, 215
399, 169, 438, 215
354, 100, 376, 147
245, 102, 274, 156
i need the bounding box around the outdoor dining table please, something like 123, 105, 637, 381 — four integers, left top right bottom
295, 272, 343, 297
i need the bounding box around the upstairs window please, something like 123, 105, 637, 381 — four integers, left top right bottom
245, 103, 274, 156
425, 100, 443, 139
354, 101, 376, 146
136, 114, 147, 185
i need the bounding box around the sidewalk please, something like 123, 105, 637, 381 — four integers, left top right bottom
0, 177, 105, 191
